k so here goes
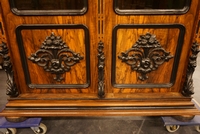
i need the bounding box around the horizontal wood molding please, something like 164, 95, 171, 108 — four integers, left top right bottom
5, 100, 194, 107
9, 92, 191, 100
1, 109, 200, 117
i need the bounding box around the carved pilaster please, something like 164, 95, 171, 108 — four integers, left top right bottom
0, 42, 19, 97
182, 42, 200, 96
97, 41, 105, 98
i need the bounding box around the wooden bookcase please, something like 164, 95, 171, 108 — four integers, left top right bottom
0, 0, 200, 121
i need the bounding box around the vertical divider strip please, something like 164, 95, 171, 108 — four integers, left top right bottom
97, 0, 105, 98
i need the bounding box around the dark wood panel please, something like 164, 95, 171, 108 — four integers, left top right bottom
12, 0, 84, 10
117, 0, 186, 9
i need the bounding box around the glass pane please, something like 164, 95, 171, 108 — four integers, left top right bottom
117, 0, 186, 10
12, 0, 85, 10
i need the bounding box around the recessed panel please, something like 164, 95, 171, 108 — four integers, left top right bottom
114, 0, 191, 14
16, 25, 90, 89
9, 0, 88, 15
112, 24, 185, 88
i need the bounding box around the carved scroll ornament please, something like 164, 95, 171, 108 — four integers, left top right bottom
182, 42, 200, 96
29, 32, 83, 82
0, 42, 19, 97
118, 33, 174, 81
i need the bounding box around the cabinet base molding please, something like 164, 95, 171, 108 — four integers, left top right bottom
1, 108, 200, 118
1, 98, 200, 118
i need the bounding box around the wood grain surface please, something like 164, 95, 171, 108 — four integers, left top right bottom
0, 0, 199, 117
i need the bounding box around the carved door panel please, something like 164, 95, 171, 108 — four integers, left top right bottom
102, 0, 200, 99
0, 0, 101, 99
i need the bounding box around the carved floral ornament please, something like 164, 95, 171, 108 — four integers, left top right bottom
118, 33, 174, 81
29, 32, 83, 82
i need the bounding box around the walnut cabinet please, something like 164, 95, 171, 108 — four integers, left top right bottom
0, 0, 200, 118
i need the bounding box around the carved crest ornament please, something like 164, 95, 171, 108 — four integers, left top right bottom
29, 32, 83, 82
118, 33, 174, 81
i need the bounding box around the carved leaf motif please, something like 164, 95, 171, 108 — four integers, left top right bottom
118, 33, 174, 81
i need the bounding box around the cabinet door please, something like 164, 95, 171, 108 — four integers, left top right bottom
102, 0, 200, 99
0, 0, 101, 99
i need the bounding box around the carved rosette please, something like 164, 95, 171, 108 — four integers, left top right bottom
29, 32, 84, 82
97, 41, 105, 98
118, 33, 174, 81
0, 42, 19, 97
182, 42, 200, 96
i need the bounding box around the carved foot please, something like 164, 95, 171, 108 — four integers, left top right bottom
173, 115, 195, 122
6, 117, 27, 123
